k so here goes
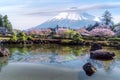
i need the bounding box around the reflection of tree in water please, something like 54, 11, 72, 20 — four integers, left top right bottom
0, 57, 8, 72
9, 46, 30, 55
8, 44, 90, 56
7, 44, 90, 63
72, 47, 89, 56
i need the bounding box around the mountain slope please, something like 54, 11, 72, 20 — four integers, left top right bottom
33, 12, 100, 29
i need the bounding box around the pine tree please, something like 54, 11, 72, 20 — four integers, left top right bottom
0, 14, 3, 26
3, 15, 13, 32
102, 10, 113, 26
7, 22, 13, 32
3, 15, 9, 28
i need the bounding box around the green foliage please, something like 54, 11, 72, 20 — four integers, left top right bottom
10, 31, 33, 41
62, 30, 77, 39
3, 15, 13, 32
108, 38, 120, 41
72, 33, 83, 43
11, 32, 18, 41
0, 15, 3, 26
27, 36, 33, 40
17, 32, 27, 41
117, 34, 120, 38
7, 22, 12, 32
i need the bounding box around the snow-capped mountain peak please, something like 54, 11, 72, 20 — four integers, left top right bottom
53, 12, 83, 20
52, 12, 100, 22
31, 12, 100, 29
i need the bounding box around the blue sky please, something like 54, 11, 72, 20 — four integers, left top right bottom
0, 0, 120, 30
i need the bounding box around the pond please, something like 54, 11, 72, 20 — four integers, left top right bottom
0, 44, 120, 80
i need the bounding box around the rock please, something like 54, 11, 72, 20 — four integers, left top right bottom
83, 62, 96, 76
90, 50, 115, 60
0, 48, 9, 57
90, 43, 102, 51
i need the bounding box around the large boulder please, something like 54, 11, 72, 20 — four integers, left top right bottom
83, 62, 96, 76
0, 48, 9, 57
90, 43, 102, 51
90, 50, 115, 60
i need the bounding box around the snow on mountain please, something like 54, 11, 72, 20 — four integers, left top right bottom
32, 12, 100, 29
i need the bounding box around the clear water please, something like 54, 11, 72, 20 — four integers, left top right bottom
0, 44, 120, 80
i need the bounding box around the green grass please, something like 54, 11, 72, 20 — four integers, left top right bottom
0, 37, 10, 40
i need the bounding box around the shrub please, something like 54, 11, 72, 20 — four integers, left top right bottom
108, 38, 120, 41
72, 33, 83, 43
17, 32, 27, 41
11, 32, 18, 41
27, 36, 33, 40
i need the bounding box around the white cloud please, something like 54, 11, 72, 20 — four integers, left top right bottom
58, 3, 120, 12
27, 3, 120, 16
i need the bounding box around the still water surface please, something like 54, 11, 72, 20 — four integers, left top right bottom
0, 44, 120, 80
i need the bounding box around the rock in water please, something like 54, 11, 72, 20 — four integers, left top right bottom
0, 48, 9, 57
83, 62, 96, 76
90, 43, 102, 51
90, 50, 115, 60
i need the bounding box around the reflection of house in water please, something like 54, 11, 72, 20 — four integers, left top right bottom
0, 27, 12, 36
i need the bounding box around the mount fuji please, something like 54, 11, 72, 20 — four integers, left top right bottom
32, 12, 100, 29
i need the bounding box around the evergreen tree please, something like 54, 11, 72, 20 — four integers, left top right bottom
102, 10, 113, 26
0, 15, 3, 26
86, 24, 93, 31
86, 22, 100, 31
3, 15, 9, 27
7, 22, 13, 32
49, 28, 56, 38
3, 15, 13, 32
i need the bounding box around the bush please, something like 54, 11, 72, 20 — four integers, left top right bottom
108, 38, 120, 41
72, 33, 84, 43
17, 32, 27, 41
10, 32, 18, 41
27, 36, 33, 40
